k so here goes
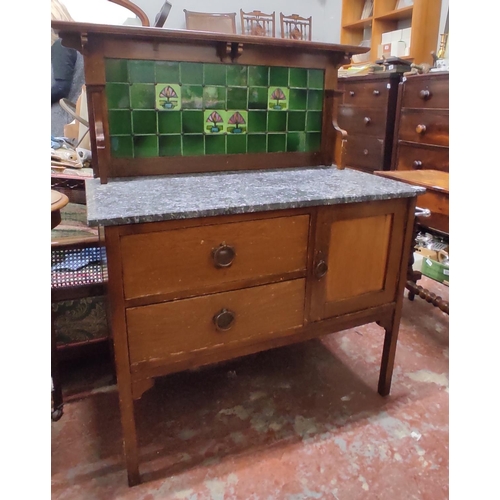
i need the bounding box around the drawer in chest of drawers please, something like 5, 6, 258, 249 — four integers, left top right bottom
398, 109, 449, 147
338, 106, 387, 137
344, 136, 384, 172
119, 214, 310, 300
126, 279, 306, 369
340, 81, 390, 107
401, 75, 449, 109
396, 143, 449, 172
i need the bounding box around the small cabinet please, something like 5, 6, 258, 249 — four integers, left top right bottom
309, 198, 407, 320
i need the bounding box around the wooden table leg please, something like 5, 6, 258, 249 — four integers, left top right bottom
51, 298, 64, 421
377, 313, 400, 397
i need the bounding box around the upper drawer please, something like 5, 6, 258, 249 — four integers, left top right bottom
120, 215, 310, 300
126, 278, 306, 368
340, 81, 390, 107
338, 106, 387, 138
395, 143, 449, 172
402, 76, 449, 109
398, 109, 449, 147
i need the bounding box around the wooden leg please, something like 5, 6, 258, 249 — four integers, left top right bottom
377, 315, 399, 397
51, 300, 64, 422
117, 382, 141, 486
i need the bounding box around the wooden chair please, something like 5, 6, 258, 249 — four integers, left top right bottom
240, 9, 275, 37
183, 9, 236, 34
280, 12, 312, 41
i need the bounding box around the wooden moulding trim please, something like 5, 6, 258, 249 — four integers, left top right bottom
128, 302, 395, 381
107, 152, 324, 179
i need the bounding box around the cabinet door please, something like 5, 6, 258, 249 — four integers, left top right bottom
309, 199, 407, 321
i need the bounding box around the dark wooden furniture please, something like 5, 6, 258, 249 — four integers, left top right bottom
108, 0, 150, 26
375, 169, 449, 314
280, 13, 312, 41
53, 21, 422, 487
51, 190, 69, 422
337, 72, 401, 173
184, 10, 237, 34
391, 72, 449, 173
240, 9, 275, 37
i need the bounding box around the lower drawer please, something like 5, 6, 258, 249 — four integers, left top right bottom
126, 279, 306, 367
345, 135, 385, 171
395, 143, 449, 172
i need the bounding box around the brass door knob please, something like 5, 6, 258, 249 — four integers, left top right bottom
213, 309, 235, 331
415, 124, 427, 134
413, 160, 423, 169
364, 116, 371, 125
373, 90, 380, 96
419, 89, 431, 99
212, 243, 235, 268
315, 260, 328, 279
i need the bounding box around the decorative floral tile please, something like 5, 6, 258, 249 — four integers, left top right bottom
204, 110, 226, 134
226, 110, 248, 135
268, 87, 289, 111
156, 84, 181, 110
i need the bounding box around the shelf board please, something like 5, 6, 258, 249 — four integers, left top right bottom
375, 6, 413, 22
342, 16, 373, 29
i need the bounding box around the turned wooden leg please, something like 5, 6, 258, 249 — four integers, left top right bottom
51, 298, 64, 422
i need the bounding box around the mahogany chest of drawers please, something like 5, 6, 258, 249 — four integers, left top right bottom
337, 73, 401, 173
391, 72, 449, 172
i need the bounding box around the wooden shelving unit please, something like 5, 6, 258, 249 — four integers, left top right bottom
340, 0, 442, 65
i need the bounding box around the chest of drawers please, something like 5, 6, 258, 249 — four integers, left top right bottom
392, 72, 449, 172
337, 73, 401, 173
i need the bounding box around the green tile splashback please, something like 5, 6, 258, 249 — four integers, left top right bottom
105, 59, 324, 158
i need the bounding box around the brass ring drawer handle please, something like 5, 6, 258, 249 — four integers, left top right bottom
315, 260, 328, 279
213, 309, 235, 331
415, 124, 427, 134
212, 243, 235, 268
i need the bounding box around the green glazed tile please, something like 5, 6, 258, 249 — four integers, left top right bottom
128, 60, 155, 83
181, 85, 203, 109
205, 135, 226, 155
155, 61, 180, 83
288, 111, 306, 131
204, 110, 226, 134
306, 132, 321, 151
158, 111, 181, 134
308, 90, 324, 111
204, 63, 227, 86
132, 110, 157, 134
289, 89, 307, 110
227, 65, 248, 86
159, 135, 182, 156
106, 83, 130, 109
289, 68, 308, 88
110, 136, 133, 157
227, 87, 247, 110
156, 84, 181, 110
227, 110, 248, 135
105, 59, 128, 83
108, 110, 132, 135
180, 62, 203, 84
306, 111, 322, 132
268, 112, 287, 132
227, 134, 247, 154
267, 134, 286, 153
270, 67, 289, 87
182, 135, 204, 156
130, 84, 156, 109
204, 86, 226, 109
133, 135, 158, 157
182, 111, 204, 134
248, 87, 268, 109
268, 87, 289, 111
248, 66, 269, 86
248, 111, 267, 133
308, 69, 324, 89
287, 132, 307, 152
247, 134, 267, 153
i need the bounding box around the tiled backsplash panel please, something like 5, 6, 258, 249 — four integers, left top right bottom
105, 59, 324, 158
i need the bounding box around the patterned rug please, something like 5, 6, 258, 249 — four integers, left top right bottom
51, 203, 98, 241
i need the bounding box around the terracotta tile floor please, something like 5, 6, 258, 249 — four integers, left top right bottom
51, 277, 449, 500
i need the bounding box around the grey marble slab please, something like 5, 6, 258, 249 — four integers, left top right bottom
85, 166, 425, 227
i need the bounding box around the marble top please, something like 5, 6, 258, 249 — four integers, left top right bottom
85, 166, 425, 227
